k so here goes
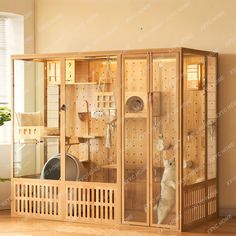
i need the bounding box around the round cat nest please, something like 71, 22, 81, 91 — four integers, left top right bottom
126, 96, 144, 113
40, 153, 86, 181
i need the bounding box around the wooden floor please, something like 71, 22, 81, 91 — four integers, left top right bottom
0, 210, 235, 236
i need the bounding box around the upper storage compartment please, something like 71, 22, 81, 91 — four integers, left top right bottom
47, 57, 117, 85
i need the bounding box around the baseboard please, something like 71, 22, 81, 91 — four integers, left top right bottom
219, 208, 236, 217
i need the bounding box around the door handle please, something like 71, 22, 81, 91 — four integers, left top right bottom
148, 92, 153, 105
60, 104, 66, 111
151, 92, 161, 117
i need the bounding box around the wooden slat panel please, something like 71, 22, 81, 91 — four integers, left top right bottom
65, 182, 117, 224
12, 179, 61, 220
183, 180, 217, 228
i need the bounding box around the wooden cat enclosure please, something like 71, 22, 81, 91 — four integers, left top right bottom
11, 48, 218, 231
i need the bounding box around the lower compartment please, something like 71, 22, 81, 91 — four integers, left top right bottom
12, 178, 118, 224
12, 178, 217, 230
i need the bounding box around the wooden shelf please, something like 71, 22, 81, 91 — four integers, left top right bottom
48, 83, 60, 86
77, 135, 103, 143
42, 135, 60, 138
125, 113, 147, 118
78, 135, 103, 139
15, 135, 60, 144
66, 81, 112, 85
14, 141, 41, 145
51, 81, 112, 86
66, 82, 97, 85
102, 164, 117, 169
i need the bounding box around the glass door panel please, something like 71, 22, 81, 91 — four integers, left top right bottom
13, 59, 61, 179
151, 55, 178, 226
207, 56, 217, 180
183, 54, 206, 185
123, 56, 149, 224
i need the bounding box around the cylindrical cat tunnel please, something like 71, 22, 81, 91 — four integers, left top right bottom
40, 153, 87, 181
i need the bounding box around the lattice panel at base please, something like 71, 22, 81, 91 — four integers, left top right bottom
183, 179, 217, 229
13, 179, 61, 219
207, 181, 217, 216
183, 182, 206, 226
66, 182, 117, 223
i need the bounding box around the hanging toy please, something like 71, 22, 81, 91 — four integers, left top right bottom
93, 58, 115, 118
208, 121, 216, 141
105, 124, 111, 149
156, 134, 165, 151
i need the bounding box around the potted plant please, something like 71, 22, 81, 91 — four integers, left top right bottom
0, 106, 11, 182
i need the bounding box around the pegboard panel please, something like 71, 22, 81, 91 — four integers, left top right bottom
65, 59, 117, 183
124, 182, 147, 218
68, 142, 89, 163
90, 110, 117, 183
124, 118, 147, 169
124, 58, 147, 92
152, 57, 178, 167
207, 56, 217, 180
66, 85, 117, 173
124, 58, 148, 114
207, 122, 217, 180
183, 56, 206, 185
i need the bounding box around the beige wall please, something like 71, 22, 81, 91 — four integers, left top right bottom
35, 0, 236, 215
0, 0, 35, 53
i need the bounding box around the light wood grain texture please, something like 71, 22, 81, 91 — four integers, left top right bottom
11, 48, 218, 232
1, 210, 233, 235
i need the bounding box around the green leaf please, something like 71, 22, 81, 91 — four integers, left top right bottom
0, 177, 10, 182
0, 106, 11, 126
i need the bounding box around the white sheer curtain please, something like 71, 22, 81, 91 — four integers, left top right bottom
0, 14, 24, 143
0, 17, 10, 143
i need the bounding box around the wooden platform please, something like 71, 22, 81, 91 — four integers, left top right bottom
0, 210, 235, 235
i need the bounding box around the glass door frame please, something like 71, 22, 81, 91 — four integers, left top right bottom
122, 53, 150, 226
121, 52, 180, 229
11, 57, 65, 180
60, 57, 66, 183
149, 52, 180, 229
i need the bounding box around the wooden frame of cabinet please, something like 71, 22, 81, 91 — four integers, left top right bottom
11, 48, 218, 232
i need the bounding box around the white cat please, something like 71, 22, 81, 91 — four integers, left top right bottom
157, 158, 176, 224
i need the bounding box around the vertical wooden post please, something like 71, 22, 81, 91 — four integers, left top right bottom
215, 54, 219, 218
204, 55, 208, 220
116, 54, 122, 224
10, 58, 15, 216
179, 48, 184, 231
60, 57, 66, 220
176, 50, 181, 230
147, 52, 150, 226
43, 62, 48, 164
149, 52, 153, 226
121, 55, 125, 224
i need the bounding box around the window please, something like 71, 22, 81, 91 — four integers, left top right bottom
0, 14, 24, 143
